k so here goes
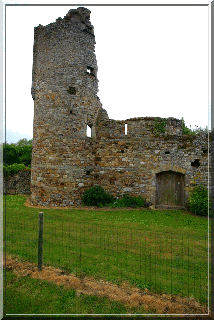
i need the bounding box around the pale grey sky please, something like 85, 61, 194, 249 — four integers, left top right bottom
4, 1, 211, 141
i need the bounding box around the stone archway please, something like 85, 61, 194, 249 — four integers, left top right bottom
156, 170, 185, 207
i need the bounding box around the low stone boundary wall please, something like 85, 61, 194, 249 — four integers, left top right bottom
4, 170, 31, 195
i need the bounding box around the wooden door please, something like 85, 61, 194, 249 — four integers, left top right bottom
156, 171, 184, 206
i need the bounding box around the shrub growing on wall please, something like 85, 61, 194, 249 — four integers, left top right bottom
82, 185, 114, 207
188, 185, 211, 217
181, 118, 194, 135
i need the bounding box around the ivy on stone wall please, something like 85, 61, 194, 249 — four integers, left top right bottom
154, 118, 167, 134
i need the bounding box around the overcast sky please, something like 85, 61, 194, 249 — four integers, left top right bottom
4, 0, 211, 141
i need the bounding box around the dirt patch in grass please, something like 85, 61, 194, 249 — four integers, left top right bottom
5, 255, 208, 315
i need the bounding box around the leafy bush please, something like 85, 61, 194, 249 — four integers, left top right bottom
109, 194, 148, 208
188, 185, 211, 217
3, 164, 30, 177
82, 185, 115, 207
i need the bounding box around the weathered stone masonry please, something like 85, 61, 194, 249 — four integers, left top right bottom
30, 7, 209, 208
4, 170, 31, 195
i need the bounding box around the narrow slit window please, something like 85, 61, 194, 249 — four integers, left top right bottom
87, 124, 92, 137
125, 123, 128, 135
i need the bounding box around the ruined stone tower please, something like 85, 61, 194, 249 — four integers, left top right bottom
31, 7, 209, 208
31, 7, 108, 206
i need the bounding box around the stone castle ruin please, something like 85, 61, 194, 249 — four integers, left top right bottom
30, 7, 209, 208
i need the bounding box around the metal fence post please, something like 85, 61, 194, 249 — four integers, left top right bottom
38, 212, 44, 271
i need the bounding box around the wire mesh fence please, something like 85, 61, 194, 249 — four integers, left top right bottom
6, 211, 209, 305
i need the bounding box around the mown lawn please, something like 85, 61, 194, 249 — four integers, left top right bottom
4, 195, 210, 311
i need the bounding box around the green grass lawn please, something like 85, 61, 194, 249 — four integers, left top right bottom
4, 195, 210, 310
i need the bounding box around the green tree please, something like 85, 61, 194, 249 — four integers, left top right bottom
3, 139, 32, 166
17, 145, 33, 167
15, 138, 33, 146
3, 143, 19, 166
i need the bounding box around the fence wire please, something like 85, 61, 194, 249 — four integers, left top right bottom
6, 213, 209, 305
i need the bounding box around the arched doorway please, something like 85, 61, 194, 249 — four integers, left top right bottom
156, 170, 185, 207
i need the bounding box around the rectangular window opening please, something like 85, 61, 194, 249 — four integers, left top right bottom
87, 124, 92, 137
125, 123, 128, 135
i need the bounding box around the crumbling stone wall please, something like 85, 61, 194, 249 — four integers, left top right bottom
94, 115, 209, 206
30, 7, 209, 208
